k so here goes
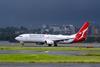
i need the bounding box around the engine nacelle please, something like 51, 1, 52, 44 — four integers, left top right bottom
46, 40, 54, 44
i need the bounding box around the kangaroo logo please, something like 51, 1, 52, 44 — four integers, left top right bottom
78, 27, 88, 40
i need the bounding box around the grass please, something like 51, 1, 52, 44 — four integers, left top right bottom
0, 46, 100, 51
84, 52, 100, 56
0, 44, 100, 63
0, 54, 100, 63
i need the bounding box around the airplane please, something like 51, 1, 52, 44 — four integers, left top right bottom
15, 21, 89, 46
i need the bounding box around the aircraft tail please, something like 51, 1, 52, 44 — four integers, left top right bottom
74, 21, 90, 42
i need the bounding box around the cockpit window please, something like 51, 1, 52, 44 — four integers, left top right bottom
19, 35, 23, 37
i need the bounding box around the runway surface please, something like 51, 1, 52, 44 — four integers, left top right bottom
0, 50, 90, 55
0, 63, 100, 67
0, 41, 100, 47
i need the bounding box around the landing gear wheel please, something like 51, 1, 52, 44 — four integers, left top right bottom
21, 43, 24, 46
48, 44, 52, 47
54, 42, 57, 47
54, 43, 57, 47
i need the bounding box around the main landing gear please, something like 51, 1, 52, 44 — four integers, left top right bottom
54, 42, 57, 47
47, 43, 58, 47
48, 44, 52, 47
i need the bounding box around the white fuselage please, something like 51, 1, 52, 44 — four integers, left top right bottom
15, 34, 76, 44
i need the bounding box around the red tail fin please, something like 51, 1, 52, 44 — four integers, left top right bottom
74, 21, 89, 42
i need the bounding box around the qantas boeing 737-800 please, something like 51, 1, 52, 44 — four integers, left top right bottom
15, 22, 89, 46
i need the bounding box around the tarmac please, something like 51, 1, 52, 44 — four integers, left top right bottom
0, 41, 100, 48
0, 50, 97, 56
0, 63, 100, 67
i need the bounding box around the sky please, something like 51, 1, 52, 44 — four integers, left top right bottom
0, 0, 100, 28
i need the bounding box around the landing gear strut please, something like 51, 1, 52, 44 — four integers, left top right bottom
54, 42, 57, 47
20, 41, 24, 46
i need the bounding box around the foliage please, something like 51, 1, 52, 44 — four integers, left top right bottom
0, 54, 100, 63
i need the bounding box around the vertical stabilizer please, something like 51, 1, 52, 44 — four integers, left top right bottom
74, 21, 89, 42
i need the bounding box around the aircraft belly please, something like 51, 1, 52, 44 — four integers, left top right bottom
58, 39, 74, 44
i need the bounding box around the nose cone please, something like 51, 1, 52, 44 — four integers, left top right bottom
15, 37, 19, 41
